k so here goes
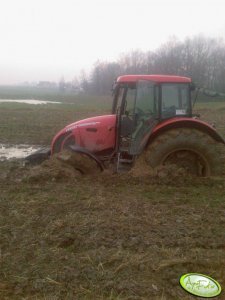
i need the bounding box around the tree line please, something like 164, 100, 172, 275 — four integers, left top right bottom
77, 35, 225, 95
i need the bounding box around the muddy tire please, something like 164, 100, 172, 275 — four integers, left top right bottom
57, 151, 102, 175
52, 135, 101, 175
145, 128, 222, 176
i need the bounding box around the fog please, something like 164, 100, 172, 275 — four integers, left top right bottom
0, 0, 225, 84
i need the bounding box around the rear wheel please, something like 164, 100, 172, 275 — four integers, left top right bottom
145, 128, 222, 176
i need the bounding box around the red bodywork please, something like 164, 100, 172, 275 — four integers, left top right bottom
51, 115, 224, 156
117, 74, 191, 83
51, 115, 116, 154
51, 74, 224, 157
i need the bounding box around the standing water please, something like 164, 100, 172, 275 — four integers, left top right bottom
0, 144, 41, 161
0, 99, 61, 105
0, 99, 59, 160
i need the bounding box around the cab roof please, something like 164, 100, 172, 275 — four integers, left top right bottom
117, 75, 191, 83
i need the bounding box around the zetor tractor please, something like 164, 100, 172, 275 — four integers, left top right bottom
49, 75, 224, 176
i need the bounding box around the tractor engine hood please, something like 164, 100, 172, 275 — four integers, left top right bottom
65, 119, 98, 132
65, 115, 115, 131
52, 114, 117, 154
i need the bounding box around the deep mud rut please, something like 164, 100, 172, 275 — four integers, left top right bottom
1, 155, 225, 299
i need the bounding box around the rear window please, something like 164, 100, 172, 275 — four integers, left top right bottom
161, 83, 189, 118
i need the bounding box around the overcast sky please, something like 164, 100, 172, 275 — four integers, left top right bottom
0, 0, 225, 84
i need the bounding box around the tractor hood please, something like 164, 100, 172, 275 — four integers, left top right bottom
65, 114, 116, 133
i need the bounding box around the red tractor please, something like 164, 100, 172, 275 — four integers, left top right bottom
42, 75, 225, 176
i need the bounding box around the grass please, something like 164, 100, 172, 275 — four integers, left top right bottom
0, 96, 112, 145
0, 85, 88, 102
1, 170, 225, 299
0, 89, 225, 299
194, 101, 225, 110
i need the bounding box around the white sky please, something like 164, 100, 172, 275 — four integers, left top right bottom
0, 0, 225, 84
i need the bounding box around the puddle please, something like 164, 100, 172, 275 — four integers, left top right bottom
0, 99, 61, 105
0, 144, 40, 160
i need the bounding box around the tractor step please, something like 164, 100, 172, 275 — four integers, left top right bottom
116, 154, 134, 173
118, 158, 133, 163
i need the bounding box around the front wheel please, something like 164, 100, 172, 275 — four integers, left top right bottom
145, 128, 222, 176
52, 133, 102, 175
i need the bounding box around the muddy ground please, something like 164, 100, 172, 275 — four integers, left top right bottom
0, 101, 225, 299
1, 155, 225, 300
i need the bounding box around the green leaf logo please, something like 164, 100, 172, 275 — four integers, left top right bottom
180, 273, 222, 298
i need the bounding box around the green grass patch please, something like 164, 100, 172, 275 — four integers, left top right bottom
0, 98, 111, 144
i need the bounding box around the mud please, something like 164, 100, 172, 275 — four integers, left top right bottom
129, 155, 192, 187
5, 151, 103, 183
1, 153, 225, 300
2, 149, 218, 187
24, 155, 82, 183
1, 159, 225, 300
23, 152, 192, 185
57, 150, 102, 175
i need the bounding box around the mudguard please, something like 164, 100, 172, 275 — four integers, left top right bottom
148, 117, 225, 145
69, 145, 104, 171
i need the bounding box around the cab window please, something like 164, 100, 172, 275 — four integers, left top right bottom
136, 80, 158, 115
161, 83, 189, 118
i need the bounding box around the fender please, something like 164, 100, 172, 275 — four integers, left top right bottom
51, 128, 78, 154
148, 117, 225, 145
69, 145, 104, 171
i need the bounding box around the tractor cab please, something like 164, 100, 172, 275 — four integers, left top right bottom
112, 75, 192, 156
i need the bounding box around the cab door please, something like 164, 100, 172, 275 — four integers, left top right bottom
119, 80, 159, 155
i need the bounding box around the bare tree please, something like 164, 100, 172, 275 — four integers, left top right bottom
79, 35, 225, 95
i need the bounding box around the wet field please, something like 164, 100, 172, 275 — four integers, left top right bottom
0, 95, 225, 299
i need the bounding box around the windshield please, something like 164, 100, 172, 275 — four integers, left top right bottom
135, 80, 158, 116
161, 83, 190, 118
112, 82, 159, 116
